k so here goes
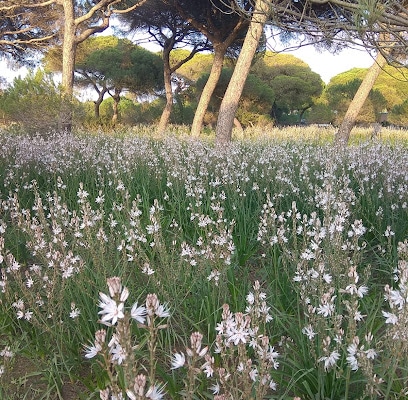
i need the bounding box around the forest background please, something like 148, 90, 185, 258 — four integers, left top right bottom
2, 1, 408, 136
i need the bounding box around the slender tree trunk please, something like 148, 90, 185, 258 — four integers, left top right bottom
60, 0, 76, 132
94, 86, 108, 120
335, 52, 387, 145
299, 105, 311, 124
215, 0, 269, 145
191, 44, 228, 137
94, 100, 101, 119
112, 88, 121, 126
158, 48, 173, 135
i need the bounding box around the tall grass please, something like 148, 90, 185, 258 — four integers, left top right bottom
0, 126, 407, 399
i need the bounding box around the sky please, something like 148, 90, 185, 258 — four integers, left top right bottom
0, 40, 376, 87
282, 45, 375, 83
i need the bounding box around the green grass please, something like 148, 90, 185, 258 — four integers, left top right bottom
0, 125, 407, 399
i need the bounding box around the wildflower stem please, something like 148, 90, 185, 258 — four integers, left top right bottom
148, 316, 157, 387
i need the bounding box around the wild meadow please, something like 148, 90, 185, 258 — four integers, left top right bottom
0, 125, 407, 399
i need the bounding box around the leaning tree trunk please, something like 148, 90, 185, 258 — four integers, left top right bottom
215, 0, 270, 145
60, 0, 76, 132
94, 86, 109, 120
191, 44, 228, 137
157, 47, 173, 135
335, 52, 387, 145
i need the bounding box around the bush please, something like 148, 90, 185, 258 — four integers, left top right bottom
0, 70, 84, 134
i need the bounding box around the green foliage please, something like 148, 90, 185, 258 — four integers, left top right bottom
0, 70, 84, 134
251, 51, 324, 124
172, 51, 212, 82
306, 102, 335, 124
79, 38, 164, 95
324, 65, 408, 125
175, 51, 235, 83
82, 97, 167, 127
255, 51, 310, 69
391, 99, 408, 126
195, 68, 275, 126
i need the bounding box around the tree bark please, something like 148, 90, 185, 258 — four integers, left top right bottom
335, 52, 387, 145
191, 44, 228, 137
111, 88, 121, 126
215, 0, 270, 145
94, 88, 106, 120
157, 46, 173, 135
57, 0, 146, 132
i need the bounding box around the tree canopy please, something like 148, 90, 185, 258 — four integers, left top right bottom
0, 1, 57, 64
325, 64, 408, 125
251, 52, 323, 123
2, 0, 408, 141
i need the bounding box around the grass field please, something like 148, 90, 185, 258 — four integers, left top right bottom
0, 125, 407, 399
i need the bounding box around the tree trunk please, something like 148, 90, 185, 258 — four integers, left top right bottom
94, 100, 101, 120
60, 0, 76, 132
94, 86, 108, 120
112, 88, 121, 126
299, 105, 311, 124
215, 0, 269, 145
157, 47, 173, 135
191, 44, 227, 137
335, 52, 387, 145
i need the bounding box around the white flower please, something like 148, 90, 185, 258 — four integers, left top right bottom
131, 302, 146, 324
302, 325, 316, 340
269, 379, 277, 390
249, 367, 258, 382
346, 354, 359, 371
69, 307, 81, 319
26, 278, 34, 288
357, 285, 368, 298
95, 194, 105, 204
24, 311, 33, 321
170, 352, 185, 369
319, 350, 340, 371
109, 341, 127, 365
98, 292, 124, 325
155, 303, 170, 318
146, 384, 166, 400
365, 348, 377, 359
210, 382, 220, 395
346, 342, 359, 370
0, 346, 13, 359
228, 327, 249, 345
389, 290, 405, 309
84, 343, 102, 359
382, 310, 398, 324
317, 302, 334, 317
142, 264, 155, 275
323, 273, 332, 284
347, 342, 357, 356
354, 311, 365, 321
202, 361, 214, 377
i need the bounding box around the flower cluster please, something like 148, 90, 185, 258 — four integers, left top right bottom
1, 131, 407, 398
171, 281, 278, 399
382, 240, 408, 351
85, 277, 169, 400
0, 345, 14, 377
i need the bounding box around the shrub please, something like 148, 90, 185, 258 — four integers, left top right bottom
0, 70, 84, 134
